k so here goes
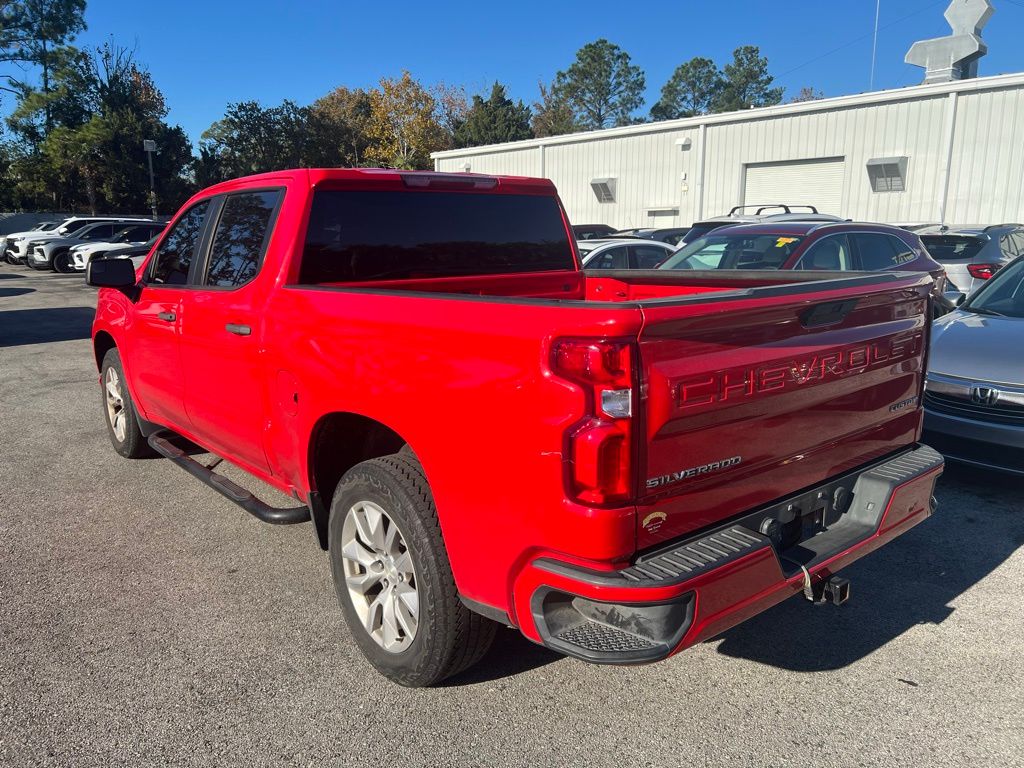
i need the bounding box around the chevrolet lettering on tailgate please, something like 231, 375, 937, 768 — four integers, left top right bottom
674, 334, 923, 411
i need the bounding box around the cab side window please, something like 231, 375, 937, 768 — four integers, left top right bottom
149, 201, 211, 285
204, 190, 282, 288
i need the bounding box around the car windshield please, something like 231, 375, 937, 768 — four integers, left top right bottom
962, 257, 1024, 318
659, 232, 806, 271
920, 235, 986, 260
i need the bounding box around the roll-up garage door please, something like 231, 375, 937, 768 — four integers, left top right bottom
743, 157, 845, 215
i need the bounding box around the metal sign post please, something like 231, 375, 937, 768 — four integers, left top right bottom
143, 139, 157, 218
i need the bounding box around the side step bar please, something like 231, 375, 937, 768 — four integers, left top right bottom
147, 430, 310, 525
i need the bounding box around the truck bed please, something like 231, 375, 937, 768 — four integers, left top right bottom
283, 266, 932, 558
307, 267, 914, 305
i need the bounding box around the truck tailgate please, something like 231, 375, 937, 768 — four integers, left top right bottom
636, 272, 932, 549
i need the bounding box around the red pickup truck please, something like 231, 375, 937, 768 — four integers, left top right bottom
88, 169, 943, 686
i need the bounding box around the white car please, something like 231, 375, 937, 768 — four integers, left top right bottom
577, 238, 675, 270
67, 224, 166, 272
6, 216, 154, 264
2, 220, 64, 264
70, 231, 162, 272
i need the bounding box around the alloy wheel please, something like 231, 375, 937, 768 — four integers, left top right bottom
340, 500, 419, 653
104, 367, 127, 442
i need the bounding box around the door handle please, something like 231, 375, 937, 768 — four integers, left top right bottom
225, 323, 252, 336
158, 311, 176, 322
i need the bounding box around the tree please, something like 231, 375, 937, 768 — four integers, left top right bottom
650, 57, 722, 120
713, 45, 784, 112
0, 0, 87, 130
454, 82, 532, 148
531, 81, 577, 138
552, 39, 645, 130
790, 86, 824, 103
200, 99, 311, 179
432, 81, 468, 150
309, 86, 374, 166
366, 71, 446, 169
7, 42, 192, 212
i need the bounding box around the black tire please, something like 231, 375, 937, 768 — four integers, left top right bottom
99, 348, 153, 459
53, 251, 74, 273
328, 454, 496, 686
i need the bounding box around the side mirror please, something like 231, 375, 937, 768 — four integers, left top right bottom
87, 257, 137, 288
944, 290, 967, 307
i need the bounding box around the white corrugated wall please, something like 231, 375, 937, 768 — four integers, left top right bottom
945, 85, 1024, 223
434, 74, 1024, 228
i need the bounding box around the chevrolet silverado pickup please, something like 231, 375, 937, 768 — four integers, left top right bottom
88, 169, 943, 687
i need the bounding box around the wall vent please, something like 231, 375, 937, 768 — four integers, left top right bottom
590, 177, 617, 203
866, 157, 908, 193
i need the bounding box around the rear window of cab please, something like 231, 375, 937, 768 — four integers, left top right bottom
299, 190, 575, 283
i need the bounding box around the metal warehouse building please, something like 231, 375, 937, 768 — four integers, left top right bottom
433, 72, 1024, 229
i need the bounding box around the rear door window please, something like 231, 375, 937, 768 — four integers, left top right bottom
300, 190, 574, 283
149, 201, 211, 285
850, 232, 913, 270
203, 190, 282, 288
796, 234, 852, 270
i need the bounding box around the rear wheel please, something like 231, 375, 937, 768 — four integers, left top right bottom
328, 454, 496, 686
100, 348, 153, 459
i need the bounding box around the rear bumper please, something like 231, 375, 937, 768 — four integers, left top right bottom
513, 444, 943, 664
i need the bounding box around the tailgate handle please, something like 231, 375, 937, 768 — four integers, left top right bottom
800, 299, 858, 328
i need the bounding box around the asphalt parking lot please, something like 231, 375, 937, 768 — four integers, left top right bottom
1, 264, 1022, 767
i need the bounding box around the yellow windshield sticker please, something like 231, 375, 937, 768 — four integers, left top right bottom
775, 237, 798, 247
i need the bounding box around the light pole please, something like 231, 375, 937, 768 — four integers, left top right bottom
143, 139, 157, 218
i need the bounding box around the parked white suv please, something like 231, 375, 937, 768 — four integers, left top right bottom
5, 216, 154, 264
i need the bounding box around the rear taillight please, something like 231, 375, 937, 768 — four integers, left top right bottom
552, 339, 635, 506
967, 263, 1000, 280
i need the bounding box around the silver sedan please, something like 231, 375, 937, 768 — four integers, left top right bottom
577, 239, 675, 270
923, 255, 1024, 476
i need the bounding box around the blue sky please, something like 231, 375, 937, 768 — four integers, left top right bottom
11, 0, 1024, 144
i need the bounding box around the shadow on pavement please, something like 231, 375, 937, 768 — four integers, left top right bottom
714, 466, 1023, 671
0, 306, 95, 347
441, 625, 562, 686
0, 287, 35, 298
0, 272, 26, 280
